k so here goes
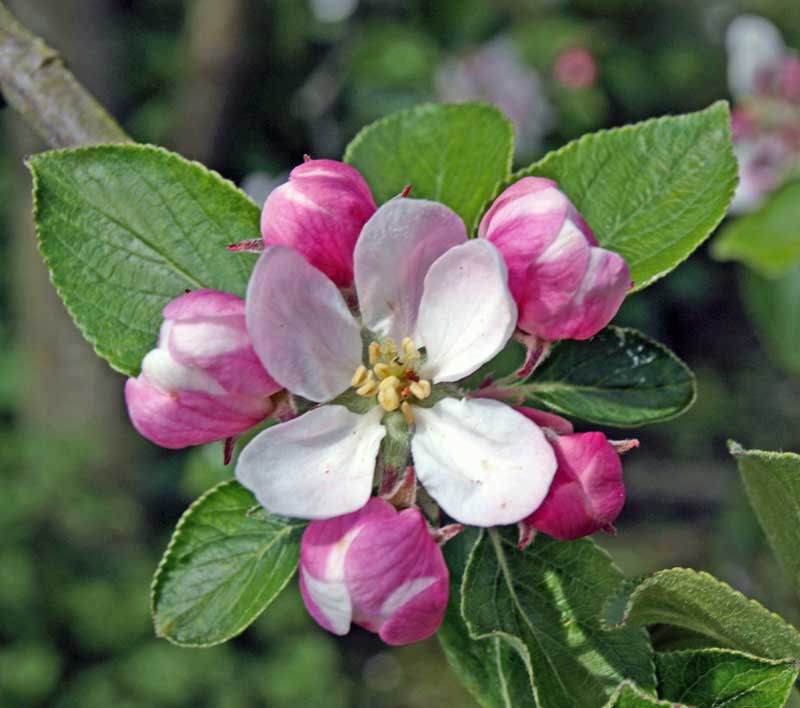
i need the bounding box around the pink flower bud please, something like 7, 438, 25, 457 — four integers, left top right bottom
261, 159, 376, 288
125, 289, 281, 448
523, 426, 627, 541
299, 497, 449, 645
479, 177, 630, 341
554, 47, 598, 88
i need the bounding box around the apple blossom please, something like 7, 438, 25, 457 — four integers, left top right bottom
236, 196, 558, 527
125, 289, 281, 449
479, 177, 630, 341
299, 497, 449, 645
260, 158, 376, 287
516, 407, 628, 541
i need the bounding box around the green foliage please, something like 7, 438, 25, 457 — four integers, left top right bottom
739, 265, 800, 375
29, 145, 259, 376
605, 568, 800, 660
438, 529, 534, 708
151, 481, 305, 647
656, 648, 799, 708
460, 528, 656, 708
603, 682, 685, 707
517, 327, 695, 427
730, 442, 800, 598
513, 101, 737, 291
344, 102, 514, 231
713, 180, 800, 278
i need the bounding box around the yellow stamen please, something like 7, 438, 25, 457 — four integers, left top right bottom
378, 375, 400, 391
401, 401, 414, 425
382, 337, 397, 357
351, 364, 368, 387
373, 362, 391, 379
378, 386, 400, 411
401, 337, 420, 361
356, 373, 378, 397
368, 341, 381, 364
409, 379, 431, 400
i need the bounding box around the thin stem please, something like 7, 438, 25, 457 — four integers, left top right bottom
0, 1, 130, 147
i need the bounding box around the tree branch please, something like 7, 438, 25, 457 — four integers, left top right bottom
0, 0, 129, 147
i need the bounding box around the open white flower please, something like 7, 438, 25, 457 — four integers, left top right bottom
236, 198, 557, 526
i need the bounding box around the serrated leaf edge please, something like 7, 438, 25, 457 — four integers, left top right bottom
27, 142, 261, 377
603, 567, 800, 656
149, 479, 305, 648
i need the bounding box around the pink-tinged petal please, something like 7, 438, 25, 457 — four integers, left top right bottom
412, 398, 557, 526
481, 177, 629, 341
345, 504, 449, 645
299, 499, 395, 635
354, 199, 468, 343
417, 240, 517, 383
235, 405, 385, 519
521, 243, 629, 341
125, 377, 272, 448
261, 159, 376, 287
246, 247, 363, 402
525, 432, 625, 541
514, 406, 574, 435
164, 290, 281, 398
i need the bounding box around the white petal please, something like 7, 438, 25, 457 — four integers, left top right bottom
301, 568, 352, 635
412, 397, 557, 526
354, 199, 467, 343
246, 246, 363, 402
236, 405, 385, 519
141, 348, 224, 395
417, 240, 517, 383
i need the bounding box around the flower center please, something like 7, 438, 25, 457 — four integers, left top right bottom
350, 336, 431, 424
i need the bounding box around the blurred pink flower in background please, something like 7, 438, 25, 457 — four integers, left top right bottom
726, 15, 800, 212
435, 39, 553, 156
554, 47, 598, 89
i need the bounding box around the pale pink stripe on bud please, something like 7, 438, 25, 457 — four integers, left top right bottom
479, 177, 629, 341
125, 289, 281, 449
299, 498, 449, 645
261, 159, 376, 287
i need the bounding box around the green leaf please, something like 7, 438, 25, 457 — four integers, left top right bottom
507, 327, 695, 427
605, 568, 800, 661
739, 265, 800, 376
512, 101, 737, 291
656, 648, 799, 708
461, 528, 656, 708
344, 102, 514, 231
730, 442, 800, 598
603, 682, 686, 708
151, 480, 306, 647
29, 144, 260, 376
438, 529, 535, 708
713, 180, 800, 277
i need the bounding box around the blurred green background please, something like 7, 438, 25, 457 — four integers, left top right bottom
2, 0, 800, 706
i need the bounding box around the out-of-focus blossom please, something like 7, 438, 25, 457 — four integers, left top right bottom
299, 497, 449, 645
435, 39, 553, 156
260, 159, 376, 287
516, 407, 628, 541
726, 15, 800, 212
554, 47, 598, 89
125, 290, 281, 449
479, 176, 629, 341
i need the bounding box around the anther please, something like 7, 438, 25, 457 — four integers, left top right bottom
409, 380, 431, 400
378, 386, 400, 411
351, 364, 368, 387
368, 342, 381, 364
373, 363, 391, 379
401, 401, 414, 425
382, 337, 397, 358
378, 375, 400, 391
401, 337, 420, 361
